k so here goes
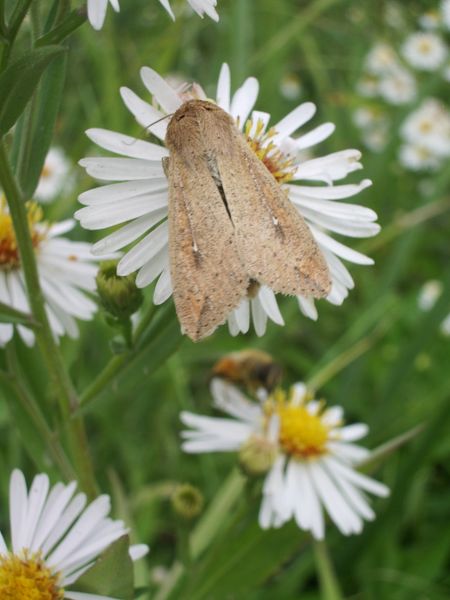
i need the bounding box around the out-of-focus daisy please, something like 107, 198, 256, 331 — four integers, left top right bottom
87, 0, 218, 30
35, 148, 73, 204
400, 98, 450, 166
365, 42, 400, 75
356, 73, 379, 98
0, 469, 148, 600
0, 198, 98, 346
418, 9, 442, 30
352, 107, 390, 153
402, 32, 447, 71
181, 379, 389, 539
417, 280, 450, 337
378, 68, 417, 105
279, 73, 303, 101
442, 0, 450, 29
398, 143, 441, 171
77, 63, 379, 339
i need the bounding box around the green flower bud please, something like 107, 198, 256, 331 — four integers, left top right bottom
239, 435, 278, 477
171, 483, 204, 520
96, 260, 143, 320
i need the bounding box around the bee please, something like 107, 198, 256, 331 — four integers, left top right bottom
212, 349, 283, 394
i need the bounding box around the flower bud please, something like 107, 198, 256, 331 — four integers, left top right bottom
239, 435, 278, 477
96, 260, 143, 320
171, 483, 204, 520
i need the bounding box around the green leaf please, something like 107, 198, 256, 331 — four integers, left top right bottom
183, 516, 307, 600
0, 300, 36, 326
74, 535, 134, 600
15, 52, 67, 198
0, 46, 65, 138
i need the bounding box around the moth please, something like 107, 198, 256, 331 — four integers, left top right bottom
164, 99, 331, 341
212, 349, 283, 395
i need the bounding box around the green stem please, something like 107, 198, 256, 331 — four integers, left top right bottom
79, 303, 156, 407
1, 348, 75, 480
155, 469, 246, 600
1, 0, 33, 69
313, 540, 344, 600
0, 140, 97, 497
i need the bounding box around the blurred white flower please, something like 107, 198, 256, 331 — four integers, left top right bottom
0, 199, 98, 346
279, 73, 303, 100
77, 63, 379, 339
400, 98, 450, 161
87, 0, 218, 29
181, 379, 389, 539
0, 469, 148, 600
365, 42, 400, 75
418, 9, 441, 30
35, 148, 73, 204
402, 32, 447, 71
356, 74, 379, 98
352, 106, 385, 129
418, 279, 443, 311
442, 0, 450, 29
362, 128, 389, 153
378, 68, 417, 105
440, 314, 450, 336
399, 143, 441, 171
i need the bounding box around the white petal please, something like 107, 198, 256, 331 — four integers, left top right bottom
135, 247, 168, 287
117, 221, 168, 276
153, 265, 173, 304
311, 227, 374, 265
10, 469, 28, 554
129, 544, 149, 560
76, 195, 167, 230
41, 493, 87, 556
86, 128, 168, 161
120, 87, 167, 140
31, 482, 77, 552
234, 299, 250, 333
216, 63, 230, 112
22, 473, 50, 548
230, 77, 259, 127
79, 157, 164, 181
140, 67, 183, 114
297, 296, 318, 320
294, 122, 335, 150
158, 0, 175, 20
210, 378, 262, 423
79, 179, 167, 206
338, 423, 369, 442
251, 297, 268, 336
257, 286, 284, 325
326, 457, 390, 497
272, 102, 316, 142
87, 0, 109, 30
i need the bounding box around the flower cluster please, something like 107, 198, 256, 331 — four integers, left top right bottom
76, 63, 378, 338
181, 379, 389, 539
354, 1, 449, 170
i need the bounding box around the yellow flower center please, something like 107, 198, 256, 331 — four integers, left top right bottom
265, 390, 330, 459
0, 552, 64, 600
0, 199, 46, 269
244, 118, 296, 184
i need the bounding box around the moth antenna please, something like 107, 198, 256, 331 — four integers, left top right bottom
124, 113, 173, 145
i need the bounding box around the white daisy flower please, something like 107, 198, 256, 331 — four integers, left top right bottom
0, 469, 148, 600
378, 68, 417, 105
364, 42, 400, 75
418, 9, 441, 31
355, 73, 380, 98
400, 98, 450, 161
181, 379, 389, 539
0, 199, 98, 346
87, 0, 218, 30
418, 279, 442, 311
402, 32, 447, 71
442, 0, 450, 29
77, 64, 379, 338
35, 148, 73, 204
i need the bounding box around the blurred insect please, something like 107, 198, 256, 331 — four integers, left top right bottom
164, 99, 331, 341
212, 349, 283, 395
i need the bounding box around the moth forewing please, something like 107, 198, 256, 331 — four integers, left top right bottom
165, 99, 331, 342
165, 107, 249, 341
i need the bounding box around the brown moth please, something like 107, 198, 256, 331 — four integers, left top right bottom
164, 99, 331, 342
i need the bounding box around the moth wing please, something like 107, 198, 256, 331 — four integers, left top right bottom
216, 128, 331, 298
167, 152, 249, 341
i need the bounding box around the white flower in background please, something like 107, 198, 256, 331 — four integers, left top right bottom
417, 280, 450, 337
0, 199, 98, 346
400, 98, 450, 163
418, 9, 441, 30
352, 108, 390, 152
352, 107, 385, 129
0, 469, 148, 600
356, 74, 379, 98
279, 73, 303, 101
87, 0, 218, 30
402, 32, 447, 71
77, 63, 379, 338
442, 0, 450, 29
362, 128, 389, 153
365, 42, 400, 75
35, 148, 73, 204
378, 68, 417, 105
181, 379, 389, 539
398, 143, 441, 171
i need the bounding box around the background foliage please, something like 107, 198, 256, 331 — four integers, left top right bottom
0, 0, 449, 598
